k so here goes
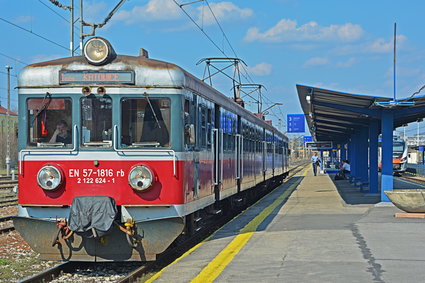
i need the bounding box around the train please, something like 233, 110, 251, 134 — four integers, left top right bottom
14, 37, 290, 261
378, 136, 408, 175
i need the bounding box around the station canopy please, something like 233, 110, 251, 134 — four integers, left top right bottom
296, 84, 425, 143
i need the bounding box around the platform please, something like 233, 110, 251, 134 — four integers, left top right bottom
148, 167, 425, 283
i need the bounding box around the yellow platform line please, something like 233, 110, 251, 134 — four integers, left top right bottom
146, 165, 310, 283
190, 166, 310, 283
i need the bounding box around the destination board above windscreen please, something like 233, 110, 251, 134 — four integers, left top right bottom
59, 71, 135, 84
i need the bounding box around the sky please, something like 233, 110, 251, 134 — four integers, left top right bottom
1, 0, 425, 138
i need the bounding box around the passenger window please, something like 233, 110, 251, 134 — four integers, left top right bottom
81, 96, 112, 147
200, 106, 207, 148
27, 97, 72, 148
121, 98, 171, 147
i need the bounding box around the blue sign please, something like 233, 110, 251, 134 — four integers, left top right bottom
419, 146, 424, 152
303, 136, 313, 143
287, 114, 305, 133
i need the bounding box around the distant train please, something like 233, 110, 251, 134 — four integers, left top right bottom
14, 37, 290, 261
378, 136, 408, 174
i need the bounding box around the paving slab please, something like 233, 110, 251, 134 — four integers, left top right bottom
150, 169, 425, 283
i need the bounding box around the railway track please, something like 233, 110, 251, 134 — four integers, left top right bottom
20, 163, 309, 283
0, 198, 18, 207
0, 181, 18, 195
0, 183, 18, 207
0, 215, 15, 234
398, 175, 425, 185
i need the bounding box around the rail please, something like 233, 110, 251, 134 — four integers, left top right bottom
0, 215, 16, 234
19, 262, 80, 283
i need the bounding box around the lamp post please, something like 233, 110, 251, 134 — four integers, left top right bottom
5, 66, 12, 176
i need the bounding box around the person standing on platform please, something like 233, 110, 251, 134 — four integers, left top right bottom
311, 152, 321, 176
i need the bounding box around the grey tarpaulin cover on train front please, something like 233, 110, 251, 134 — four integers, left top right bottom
68, 196, 118, 237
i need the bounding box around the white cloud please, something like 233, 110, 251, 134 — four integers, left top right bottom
83, 1, 110, 23
197, 2, 253, 25
247, 62, 272, 76
116, 0, 182, 24
14, 15, 34, 24
245, 19, 363, 43
304, 57, 329, 67
115, 0, 252, 25
308, 82, 340, 90
30, 54, 62, 63
367, 35, 407, 53
385, 66, 422, 78
335, 35, 407, 55
336, 57, 357, 68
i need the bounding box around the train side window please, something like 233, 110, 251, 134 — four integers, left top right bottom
81, 96, 112, 147
121, 98, 171, 148
184, 98, 195, 147
27, 97, 72, 148
207, 108, 212, 146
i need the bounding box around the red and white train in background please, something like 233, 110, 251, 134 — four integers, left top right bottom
14, 37, 290, 261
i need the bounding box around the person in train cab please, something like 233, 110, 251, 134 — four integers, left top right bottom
311, 152, 321, 176
341, 160, 351, 179
49, 120, 72, 144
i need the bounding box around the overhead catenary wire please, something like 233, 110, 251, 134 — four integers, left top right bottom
0, 52, 28, 66
0, 70, 17, 78
0, 17, 69, 51
204, 0, 238, 58
48, 0, 71, 10
173, 0, 232, 59
404, 84, 425, 100
39, 0, 81, 32
175, 0, 274, 116
39, 0, 70, 23
202, 1, 257, 85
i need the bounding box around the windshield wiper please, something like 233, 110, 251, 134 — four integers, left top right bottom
144, 92, 161, 129
32, 92, 52, 125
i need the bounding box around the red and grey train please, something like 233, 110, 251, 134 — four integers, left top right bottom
14, 37, 290, 261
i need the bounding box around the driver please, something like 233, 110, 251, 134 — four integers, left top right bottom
49, 120, 72, 144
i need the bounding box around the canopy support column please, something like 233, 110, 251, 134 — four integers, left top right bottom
358, 127, 369, 184
369, 119, 379, 194
381, 111, 394, 201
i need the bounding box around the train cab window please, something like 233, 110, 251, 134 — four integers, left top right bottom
121, 98, 170, 148
81, 96, 112, 147
27, 98, 72, 147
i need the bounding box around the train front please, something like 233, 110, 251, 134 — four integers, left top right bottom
14, 38, 187, 261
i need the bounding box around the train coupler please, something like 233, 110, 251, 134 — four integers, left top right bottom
115, 218, 143, 248
51, 218, 73, 247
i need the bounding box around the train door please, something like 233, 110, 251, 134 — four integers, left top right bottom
213, 104, 222, 201
192, 95, 199, 198
262, 140, 266, 181
272, 135, 276, 176
236, 116, 242, 192
236, 134, 242, 191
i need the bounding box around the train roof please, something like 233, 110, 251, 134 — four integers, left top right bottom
19, 54, 287, 140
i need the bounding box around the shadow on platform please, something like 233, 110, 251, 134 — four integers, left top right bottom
329, 174, 380, 205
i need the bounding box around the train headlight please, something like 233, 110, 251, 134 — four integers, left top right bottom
128, 166, 154, 191
37, 166, 62, 191
83, 37, 115, 65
